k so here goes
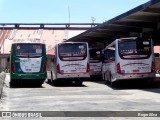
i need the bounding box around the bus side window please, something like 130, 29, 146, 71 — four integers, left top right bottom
102, 50, 109, 62
105, 50, 115, 61
110, 50, 115, 61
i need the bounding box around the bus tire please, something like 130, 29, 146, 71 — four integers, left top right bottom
104, 73, 106, 80
102, 73, 105, 80
47, 72, 52, 83
50, 71, 53, 83
110, 80, 113, 87
105, 74, 109, 84
47, 79, 51, 84
109, 73, 114, 87
109, 74, 115, 87
105, 75, 110, 85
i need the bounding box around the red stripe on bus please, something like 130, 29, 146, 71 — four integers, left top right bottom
122, 63, 149, 67
58, 72, 89, 74
61, 64, 85, 67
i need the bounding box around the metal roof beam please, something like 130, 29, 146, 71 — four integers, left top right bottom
95, 29, 130, 36
100, 25, 142, 33
89, 31, 130, 37
126, 15, 160, 22
0, 23, 100, 30
114, 21, 157, 29
143, 8, 160, 14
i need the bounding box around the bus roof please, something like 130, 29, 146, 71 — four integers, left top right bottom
61, 42, 88, 44
12, 43, 45, 45
56, 42, 88, 46
103, 37, 138, 51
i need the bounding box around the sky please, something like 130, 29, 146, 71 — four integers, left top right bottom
0, 0, 150, 23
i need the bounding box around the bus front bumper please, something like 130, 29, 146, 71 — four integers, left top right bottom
56, 73, 90, 79
11, 73, 47, 80
114, 73, 156, 81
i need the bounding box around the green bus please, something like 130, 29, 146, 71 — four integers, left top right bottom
10, 43, 47, 86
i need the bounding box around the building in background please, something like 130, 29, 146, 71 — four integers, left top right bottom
0, 29, 85, 71
154, 46, 160, 74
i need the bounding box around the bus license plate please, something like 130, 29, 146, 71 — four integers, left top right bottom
133, 70, 139, 72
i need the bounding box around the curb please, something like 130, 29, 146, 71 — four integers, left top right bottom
0, 72, 6, 99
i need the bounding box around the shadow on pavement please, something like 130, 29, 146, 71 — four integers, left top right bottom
9, 82, 44, 88
92, 78, 160, 93
46, 81, 87, 87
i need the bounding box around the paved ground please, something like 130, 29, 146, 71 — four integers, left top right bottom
1, 73, 160, 119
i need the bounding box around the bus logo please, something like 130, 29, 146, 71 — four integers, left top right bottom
2, 112, 11, 118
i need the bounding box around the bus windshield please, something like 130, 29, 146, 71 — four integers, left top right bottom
118, 38, 151, 59
103, 49, 115, 61
58, 43, 87, 61
14, 44, 43, 58
89, 49, 102, 62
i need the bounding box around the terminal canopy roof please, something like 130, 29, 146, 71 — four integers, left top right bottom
66, 0, 160, 47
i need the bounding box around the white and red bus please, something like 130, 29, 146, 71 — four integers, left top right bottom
102, 37, 155, 86
89, 48, 103, 79
47, 42, 90, 85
